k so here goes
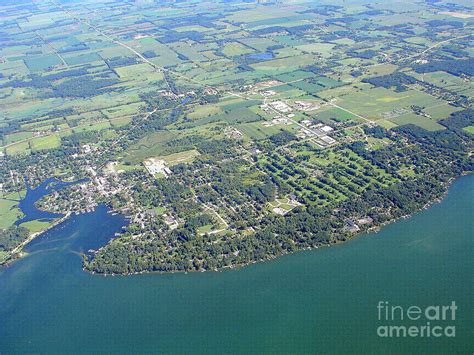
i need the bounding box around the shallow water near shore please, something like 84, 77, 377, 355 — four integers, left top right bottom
0, 175, 472, 353
15, 177, 85, 225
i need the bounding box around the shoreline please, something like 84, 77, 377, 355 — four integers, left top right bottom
3, 172, 470, 274
88, 172, 472, 277
1, 212, 71, 266
1, 177, 92, 267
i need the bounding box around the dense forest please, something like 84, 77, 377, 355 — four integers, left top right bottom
413, 58, 474, 76
0, 226, 29, 252
363, 72, 418, 92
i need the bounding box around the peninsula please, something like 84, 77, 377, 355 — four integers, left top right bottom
1, 0, 473, 275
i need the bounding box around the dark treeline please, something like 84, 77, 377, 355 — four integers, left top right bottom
413, 58, 474, 76
156, 30, 204, 44
0, 226, 29, 252
0, 67, 119, 98
363, 72, 418, 92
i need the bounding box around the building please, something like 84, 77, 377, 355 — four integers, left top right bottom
143, 158, 172, 178
294, 100, 320, 111
270, 101, 292, 113
320, 136, 336, 145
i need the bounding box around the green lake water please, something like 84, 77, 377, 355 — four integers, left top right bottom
0, 175, 472, 354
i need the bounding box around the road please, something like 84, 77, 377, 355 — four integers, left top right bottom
327, 101, 375, 124
404, 32, 473, 63
49, 0, 217, 92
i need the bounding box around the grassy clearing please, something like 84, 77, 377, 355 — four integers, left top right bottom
423, 104, 462, 121
154, 206, 166, 215
73, 121, 111, 133
102, 102, 143, 119
227, 8, 296, 23
238, 37, 280, 51
273, 70, 315, 82
213, 108, 261, 124
412, 71, 472, 93
157, 149, 200, 166
251, 54, 315, 73
335, 87, 444, 120
0, 199, 23, 229
388, 113, 445, 131
4, 131, 34, 145
219, 98, 261, 111
124, 131, 177, 163
462, 126, 474, 134
0, 250, 8, 263
6, 141, 30, 156
314, 107, 356, 122
20, 219, 54, 233
197, 224, 213, 234
188, 105, 222, 120
174, 25, 210, 32
30, 135, 61, 151
268, 197, 299, 213
114, 63, 158, 79
24, 54, 63, 72
222, 42, 254, 57
377, 119, 399, 130
362, 64, 398, 78
63, 53, 103, 66
295, 43, 335, 57
110, 116, 133, 127
1, 190, 25, 200
237, 121, 287, 140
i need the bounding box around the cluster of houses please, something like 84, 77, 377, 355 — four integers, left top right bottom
241, 80, 281, 93
344, 217, 374, 232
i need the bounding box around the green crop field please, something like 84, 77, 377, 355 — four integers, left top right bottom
30, 135, 61, 151
114, 63, 159, 79
389, 113, 446, 131
315, 107, 357, 122
222, 42, 255, 57
23, 54, 63, 72
188, 105, 222, 120
124, 131, 177, 163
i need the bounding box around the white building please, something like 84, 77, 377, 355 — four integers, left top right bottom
321, 135, 336, 145
270, 101, 293, 113
143, 159, 172, 178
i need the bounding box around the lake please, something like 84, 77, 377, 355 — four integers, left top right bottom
0, 175, 472, 353
15, 177, 86, 225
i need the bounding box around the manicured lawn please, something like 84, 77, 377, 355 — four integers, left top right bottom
20, 219, 55, 234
